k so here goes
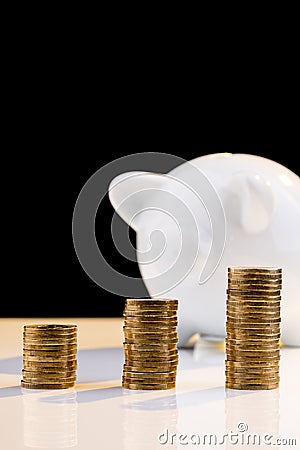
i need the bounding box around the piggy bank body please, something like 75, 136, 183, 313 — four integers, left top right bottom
109, 153, 300, 346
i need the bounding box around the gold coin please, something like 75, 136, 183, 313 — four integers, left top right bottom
226, 309, 281, 316
123, 370, 176, 378
126, 298, 178, 304
124, 317, 178, 327
22, 375, 77, 384
226, 383, 278, 390
226, 295, 281, 306
124, 362, 178, 370
21, 380, 75, 390
226, 339, 280, 346
124, 325, 178, 332
228, 283, 282, 291
124, 310, 178, 316
226, 311, 280, 318
124, 327, 177, 333
225, 372, 280, 380
124, 344, 178, 351
123, 328, 178, 339
23, 339, 77, 346
227, 290, 281, 298
226, 301, 281, 308
22, 368, 76, 377
24, 355, 77, 363
225, 358, 279, 365
23, 343, 77, 353
225, 366, 279, 374
226, 319, 281, 326
122, 381, 176, 390
124, 314, 178, 321
24, 324, 77, 330
123, 361, 178, 373
226, 356, 280, 363
124, 359, 179, 366
226, 299, 281, 306
226, 336, 281, 343
228, 276, 282, 283
124, 338, 178, 346
226, 322, 281, 328
124, 351, 178, 358
124, 317, 178, 323
228, 275, 282, 282
24, 329, 77, 336
23, 359, 77, 367
228, 269, 282, 276
122, 380, 177, 388
124, 341, 177, 349
124, 306, 177, 313
226, 376, 279, 383
226, 379, 280, 385
226, 324, 281, 331
226, 345, 280, 353
226, 346, 280, 353
228, 266, 282, 274
23, 345, 77, 352
122, 377, 176, 384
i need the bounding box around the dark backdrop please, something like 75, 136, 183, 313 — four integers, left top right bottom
8, 114, 299, 318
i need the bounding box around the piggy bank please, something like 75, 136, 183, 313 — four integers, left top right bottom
109, 153, 300, 347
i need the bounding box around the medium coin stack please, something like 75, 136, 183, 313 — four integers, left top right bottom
226, 267, 281, 390
122, 298, 178, 390
21, 324, 77, 389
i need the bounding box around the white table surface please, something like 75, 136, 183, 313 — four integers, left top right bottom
0, 318, 299, 449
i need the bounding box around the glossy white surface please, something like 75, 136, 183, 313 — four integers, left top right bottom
0, 318, 299, 449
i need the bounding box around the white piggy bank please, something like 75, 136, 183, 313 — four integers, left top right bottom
109, 153, 300, 347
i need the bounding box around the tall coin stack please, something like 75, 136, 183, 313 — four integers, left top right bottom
122, 298, 178, 390
226, 267, 281, 390
21, 324, 77, 389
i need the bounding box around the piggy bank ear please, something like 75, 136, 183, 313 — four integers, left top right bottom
227, 171, 276, 233
109, 171, 165, 229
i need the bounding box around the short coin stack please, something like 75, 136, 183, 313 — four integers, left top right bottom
122, 298, 178, 390
226, 267, 281, 390
21, 324, 77, 389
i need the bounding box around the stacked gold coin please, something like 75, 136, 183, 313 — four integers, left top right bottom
122, 298, 178, 390
21, 324, 77, 389
226, 267, 281, 390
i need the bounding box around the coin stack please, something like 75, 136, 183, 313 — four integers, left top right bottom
226, 267, 281, 390
21, 324, 77, 389
122, 298, 178, 390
